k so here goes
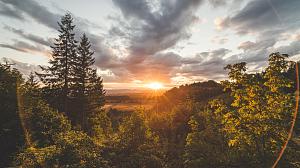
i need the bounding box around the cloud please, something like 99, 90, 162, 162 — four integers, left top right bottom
0, 0, 101, 31
0, 1, 24, 20
0, 40, 50, 56
216, 0, 300, 34
238, 36, 276, 53
233, 30, 300, 67
127, 52, 183, 82
2, 0, 299, 85
214, 0, 300, 72
174, 48, 232, 82
0, 0, 238, 83
208, 0, 227, 8
1, 0, 230, 84
0, 0, 120, 78
272, 41, 300, 56
108, 0, 205, 82
196, 48, 231, 66
208, 0, 244, 8
112, 0, 204, 63
4, 25, 52, 46
1, 0, 60, 29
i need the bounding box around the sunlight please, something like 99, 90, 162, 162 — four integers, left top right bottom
146, 82, 164, 90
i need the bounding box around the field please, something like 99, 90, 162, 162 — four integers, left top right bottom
104, 90, 165, 111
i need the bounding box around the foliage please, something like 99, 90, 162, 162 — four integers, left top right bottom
159, 80, 224, 110
108, 112, 164, 168
16, 131, 109, 168
29, 101, 72, 147
184, 52, 299, 167
0, 63, 24, 167
88, 108, 113, 143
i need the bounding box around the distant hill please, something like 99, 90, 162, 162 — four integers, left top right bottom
105, 80, 225, 112
105, 88, 166, 96
158, 80, 224, 108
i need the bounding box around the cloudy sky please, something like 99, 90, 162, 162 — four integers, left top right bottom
1, 0, 300, 89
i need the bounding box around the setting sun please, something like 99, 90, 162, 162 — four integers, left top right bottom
146, 82, 164, 90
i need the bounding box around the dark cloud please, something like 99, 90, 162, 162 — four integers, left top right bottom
207, 0, 244, 8
231, 34, 277, 65
208, 0, 227, 8
272, 41, 300, 56
229, 39, 300, 74
216, 0, 300, 34
232, 30, 300, 68
4, 25, 52, 46
196, 48, 231, 64
2, 0, 299, 84
1, 0, 229, 83
238, 37, 276, 53
0, 0, 120, 79
109, 0, 205, 82
0, 40, 50, 56
215, 0, 300, 74
0, 1, 24, 20
238, 41, 255, 51
0, 43, 27, 53
109, 26, 126, 37
112, 0, 204, 63
0, 0, 101, 31
176, 48, 232, 81
107, 48, 231, 83
1, 0, 60, 29
147, 52, 182, 67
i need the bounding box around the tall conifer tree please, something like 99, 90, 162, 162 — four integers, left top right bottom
37, 13, 77, 116
73, 34, 105, 131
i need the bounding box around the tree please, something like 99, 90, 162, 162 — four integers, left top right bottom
29, 101, 72, 147
215, 53, 295, 166
15, 96, 109, 167
0, 63, 24, 167
108, 112, 164, 168
72, 33, 105, 131
184, 100, 234, 168
37, 13, 77, 118
88, 109, 112, 143
184, 53, 298, 167
15, 131, 110, 168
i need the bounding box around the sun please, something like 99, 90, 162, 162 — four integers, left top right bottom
146, 82, 164, 90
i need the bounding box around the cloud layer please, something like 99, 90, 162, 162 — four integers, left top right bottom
0, 0, 300, 86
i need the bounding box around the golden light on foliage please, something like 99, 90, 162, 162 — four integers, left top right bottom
146, 82, 164, 90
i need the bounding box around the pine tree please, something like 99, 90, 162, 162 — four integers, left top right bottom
37, 13, 77, 117
72, 34, 105, 131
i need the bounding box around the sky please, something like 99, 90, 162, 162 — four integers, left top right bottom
1, 0, 300, 90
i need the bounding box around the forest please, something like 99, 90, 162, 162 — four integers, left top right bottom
0, 13, 300, 168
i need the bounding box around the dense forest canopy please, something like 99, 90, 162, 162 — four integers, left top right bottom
0, 13, 300, 168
